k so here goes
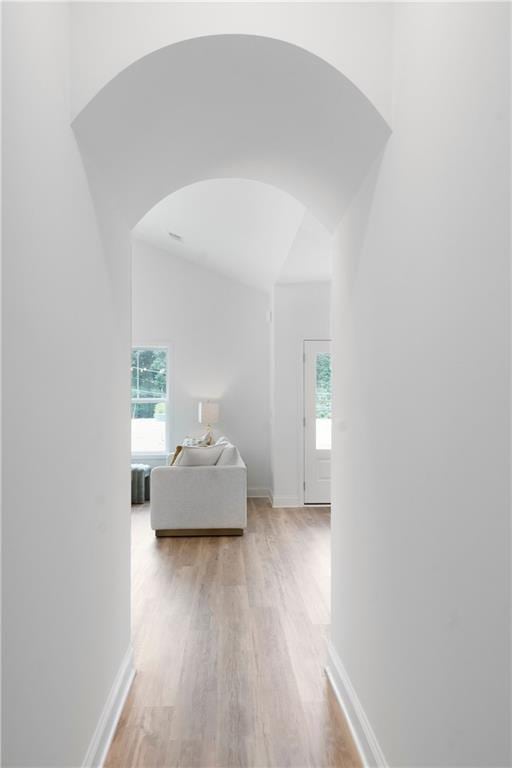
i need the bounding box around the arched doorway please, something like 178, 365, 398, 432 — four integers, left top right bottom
73, 32, 390, 765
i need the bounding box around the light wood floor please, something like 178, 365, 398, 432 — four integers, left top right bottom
105, 499, 361, 768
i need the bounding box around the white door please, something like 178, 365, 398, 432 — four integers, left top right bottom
304, 340, 332, 504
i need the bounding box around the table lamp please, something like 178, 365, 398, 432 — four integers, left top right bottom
198, 400, 220, 443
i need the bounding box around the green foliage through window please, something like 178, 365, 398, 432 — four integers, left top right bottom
316, 353, 331, 419
131, 348, 167, 400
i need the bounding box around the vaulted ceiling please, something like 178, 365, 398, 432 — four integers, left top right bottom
74, 34, 389, 291
73, 35, 390, 232
133, 179, 332, 291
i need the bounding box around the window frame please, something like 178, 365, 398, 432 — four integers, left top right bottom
131, 343, 171, 458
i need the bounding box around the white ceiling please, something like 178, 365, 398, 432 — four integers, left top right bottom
133, 179, 332, 291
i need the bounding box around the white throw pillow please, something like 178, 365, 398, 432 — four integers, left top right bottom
174, 444, 224, 466
216, 444, 238, 466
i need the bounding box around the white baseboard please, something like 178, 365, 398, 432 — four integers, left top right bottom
247, 487, 271, 500
325, 642, 388, 768
271, 494, 301, 508
82, 645, 135, 768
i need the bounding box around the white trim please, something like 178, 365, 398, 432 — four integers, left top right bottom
271, 494, 302, 508
247, 487, 271, 500
325, 642, 388, 768
82, 646, 135, 768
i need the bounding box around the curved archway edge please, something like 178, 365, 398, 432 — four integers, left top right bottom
73, 34, 391, 231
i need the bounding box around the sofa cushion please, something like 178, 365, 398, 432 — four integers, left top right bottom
174, 444, 224, 466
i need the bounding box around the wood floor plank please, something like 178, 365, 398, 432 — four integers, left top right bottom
104, 500, 361, 768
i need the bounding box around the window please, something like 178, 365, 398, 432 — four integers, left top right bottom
131, 347, 168, 454
315, 351, 332, 450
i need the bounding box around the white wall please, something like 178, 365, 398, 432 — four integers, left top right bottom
330, 4, 510, 766
271, 282, 331, 506
132, 239, 271, 496
2, 4, 131, 766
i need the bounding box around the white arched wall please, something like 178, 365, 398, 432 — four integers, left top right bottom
72, 31, 390, 532
73, 29, 390, 534
73, 34, 390, 231
70, 2, 394, 123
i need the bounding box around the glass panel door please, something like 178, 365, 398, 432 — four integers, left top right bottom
315, 351, 332, 450
304, 340, 331, 504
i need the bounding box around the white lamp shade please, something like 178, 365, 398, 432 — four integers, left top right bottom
198, 401, 220, 426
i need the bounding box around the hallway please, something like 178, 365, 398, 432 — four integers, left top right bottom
3, 5, 511, 766
106, 501, 360, 767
